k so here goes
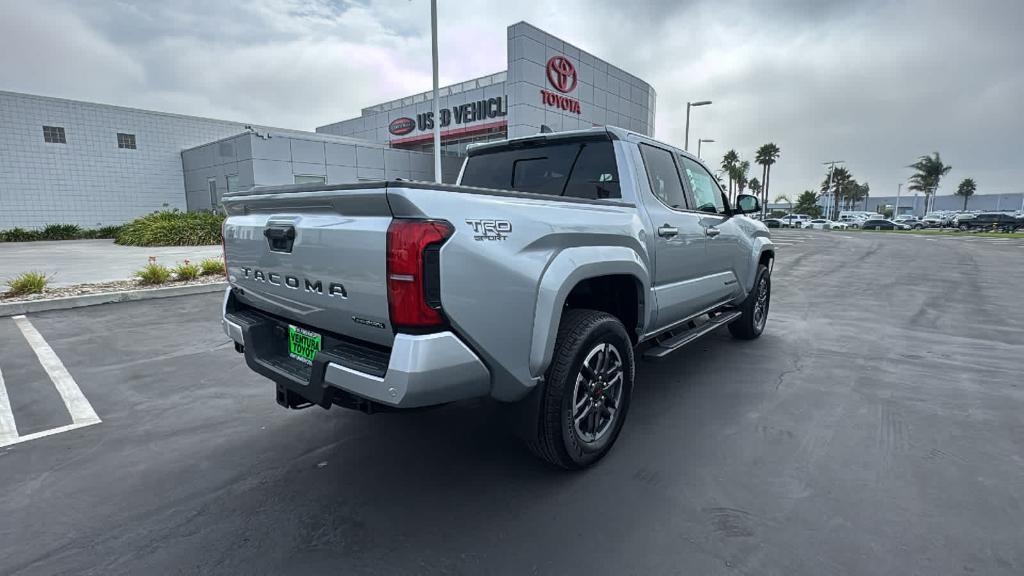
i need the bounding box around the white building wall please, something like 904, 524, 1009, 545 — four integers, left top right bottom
0, 91, 255, 229
182, 131, 462, 210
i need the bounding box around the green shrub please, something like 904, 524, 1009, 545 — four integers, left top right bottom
199, 257, 226, 276
92, 225, 123, 239
0, 227, 42, 242
5, 271, 50, 296
116, 210, 225, 247
40, 224, 83, 240
173, 260, 202, 281
135, 258, 172, 285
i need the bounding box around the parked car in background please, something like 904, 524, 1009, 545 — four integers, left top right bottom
764, 218, 783, 228
922, 212, 950, 228
953, 212, 977, 228
804, 219, 848, 230
861, 219, 912, 230
780, 214, 810, 228
894, 215, 926, 229
959, 212, 1022, 232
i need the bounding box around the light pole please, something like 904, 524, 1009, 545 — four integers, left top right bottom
894, 182, 902, 219
822, 160, 844, 220
684, 100, 712, 151
430, 0, 441, 183
697, 138, 714, 159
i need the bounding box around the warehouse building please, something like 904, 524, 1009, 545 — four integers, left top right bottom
0, 22, 655, 229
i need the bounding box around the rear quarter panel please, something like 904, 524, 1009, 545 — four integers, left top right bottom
387, 186, 650, 401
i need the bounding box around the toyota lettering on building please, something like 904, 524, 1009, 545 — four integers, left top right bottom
539, 56, 583, 114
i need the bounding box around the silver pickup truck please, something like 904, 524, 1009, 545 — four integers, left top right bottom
221, 126, 774, 469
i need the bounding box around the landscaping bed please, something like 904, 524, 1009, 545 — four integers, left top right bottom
0, 275, 224, 304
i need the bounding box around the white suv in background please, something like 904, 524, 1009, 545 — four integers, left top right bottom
781, 214, 810, 228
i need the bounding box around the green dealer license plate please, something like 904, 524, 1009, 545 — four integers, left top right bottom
288, 325, 321, 365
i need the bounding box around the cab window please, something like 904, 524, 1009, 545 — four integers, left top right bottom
679, 156, 725, 214
639, 144, 688, 210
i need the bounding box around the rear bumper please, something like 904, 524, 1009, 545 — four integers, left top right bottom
222, 300, 490, 409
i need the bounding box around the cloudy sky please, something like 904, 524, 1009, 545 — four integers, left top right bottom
2, 0, 1021, 197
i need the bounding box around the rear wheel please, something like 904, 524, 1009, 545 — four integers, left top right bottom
729, 264, 770, 340
528, 310, 634, 470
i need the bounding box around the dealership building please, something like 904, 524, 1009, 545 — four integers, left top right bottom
0, 22, 655, 230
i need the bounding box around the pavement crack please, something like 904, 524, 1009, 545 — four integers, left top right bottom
775, 355, 804, 392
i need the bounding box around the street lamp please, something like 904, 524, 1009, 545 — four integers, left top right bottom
822, 160, 845, 220
684, 100, 712, 151
697, 138, 714, 159
430, 0, 441, 183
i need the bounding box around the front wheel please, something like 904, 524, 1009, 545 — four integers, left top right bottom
528, 310, 635, 470
729, 264, 771, 340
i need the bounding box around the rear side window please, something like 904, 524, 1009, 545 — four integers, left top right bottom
461, 140, 620, 199
639, 144, 687, 210
563, 143, 620, 199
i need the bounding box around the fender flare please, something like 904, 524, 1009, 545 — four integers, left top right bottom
529, 246, 650, 377
746, 237, 775, 293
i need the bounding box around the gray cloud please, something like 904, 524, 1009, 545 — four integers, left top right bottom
1, 0, 1021, 195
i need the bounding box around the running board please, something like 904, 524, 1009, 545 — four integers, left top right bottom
643, 310, 743, 359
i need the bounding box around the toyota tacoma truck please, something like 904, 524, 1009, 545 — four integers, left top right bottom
221, 126, 774, 469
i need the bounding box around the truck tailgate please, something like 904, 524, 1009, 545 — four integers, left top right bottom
222, 187, 393, 348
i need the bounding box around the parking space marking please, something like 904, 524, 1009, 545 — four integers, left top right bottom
0, 366, 18, 445
11, 315, 100, 428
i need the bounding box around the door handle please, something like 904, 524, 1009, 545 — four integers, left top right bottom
705, 227, 721, 237
658, 225, 679, 238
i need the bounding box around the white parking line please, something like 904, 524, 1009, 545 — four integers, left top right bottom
0, 315, 101, 448
0, 421, 99, 448
0, 366, 19, 445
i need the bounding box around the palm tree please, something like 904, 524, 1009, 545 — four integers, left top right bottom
820, 166, 852, 219
794, 190, 821, 218
774, 193, 792, 214
748, 177, 762, 199
755, 143, 781, 217
908, 152, 952, 213
730, 160, 750, 200
721, 149, 739, 199
851, 182, 870, 211
955, 178, 976, 210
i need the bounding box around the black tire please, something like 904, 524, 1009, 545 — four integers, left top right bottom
528, 309, 635, 470
729, 264, 771, 340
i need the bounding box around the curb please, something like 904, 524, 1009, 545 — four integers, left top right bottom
0, 282, 227, 317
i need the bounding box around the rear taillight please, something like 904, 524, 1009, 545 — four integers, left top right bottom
386, 219, 453, 331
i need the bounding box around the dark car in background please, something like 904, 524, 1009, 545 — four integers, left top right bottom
764, 218, 783, 228
861, 219, 911, 231
959, 212, 1022, 232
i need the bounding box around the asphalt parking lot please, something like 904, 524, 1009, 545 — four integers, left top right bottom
2, 230, 1022, 575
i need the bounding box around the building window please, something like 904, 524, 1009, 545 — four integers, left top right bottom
43, 126, 66, 144
294, 175, 326, 185
117, 133, 137, 149
208, 178, 218, 208
226, 174, 239, 194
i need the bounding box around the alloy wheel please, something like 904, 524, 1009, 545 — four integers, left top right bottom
571, 343, 624, 444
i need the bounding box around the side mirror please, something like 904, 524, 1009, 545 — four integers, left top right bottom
735, 194, 759, 215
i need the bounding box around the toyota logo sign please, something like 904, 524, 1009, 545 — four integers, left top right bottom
546, 56, 577, 94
